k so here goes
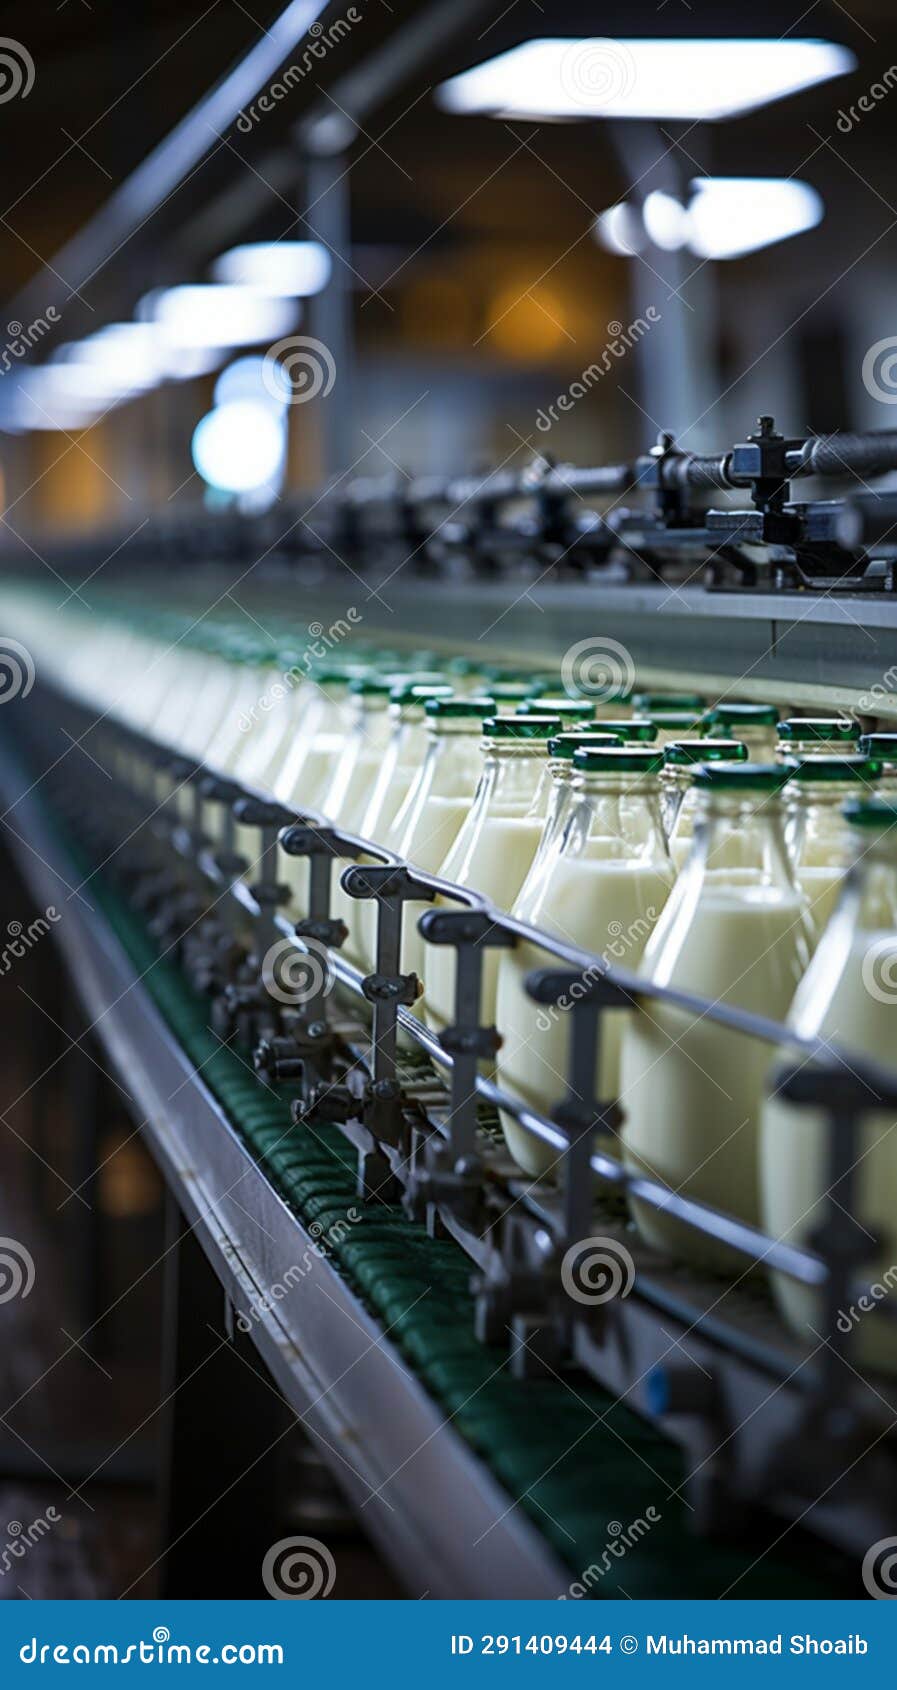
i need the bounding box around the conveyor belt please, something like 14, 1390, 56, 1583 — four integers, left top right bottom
8, 785, 856, 1598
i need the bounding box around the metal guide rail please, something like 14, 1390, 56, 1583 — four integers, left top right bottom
7, 422, 897, 593
14, 677, 897, 1560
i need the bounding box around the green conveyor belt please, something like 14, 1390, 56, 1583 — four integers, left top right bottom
70, 866, 859, 1600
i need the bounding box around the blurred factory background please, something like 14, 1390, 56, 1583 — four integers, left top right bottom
1, 0, 896, 534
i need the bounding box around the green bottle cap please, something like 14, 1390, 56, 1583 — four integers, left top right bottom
633, 691, 705, 712
313, 667, 363, 688
350, 675, 400, 697
844, 798, 897, 828
859, 734, 897, 762
573, 746, 665, 776
692, 762, 792, 792
784, 756, 880, 784
777, 717, 859, 743
483, 715, 562, 739
704, 702, 779, 729
548, 732, 621, 760
592, 718, 657, 742
649, 710, 705, 730
664, 739, 748, 767
516, 697, 593, 720
489, 680, 540, 702
425, 695, 496, 718
389, 681, 454, 707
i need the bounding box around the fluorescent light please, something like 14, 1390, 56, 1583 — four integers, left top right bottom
436, 38, 856, 122
687, 176, 824, 258
595, 202, 645, 256
212, 241, 331, 296
214, 355, 289, 409
1, 370, 105, 431
47, 323, 225, 404
140, 285, 299, 349
52, 326, 161, 389
595, 177, 824, 261
191, 399, 286, 493
642, 190, 689, 252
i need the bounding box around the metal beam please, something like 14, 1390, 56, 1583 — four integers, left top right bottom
4, 1, 330, 332
297, 0, 497, 150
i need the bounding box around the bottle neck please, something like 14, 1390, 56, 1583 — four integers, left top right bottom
564, 773, 669, 864
661, 764, 694, 793
690, 790, 797, 889
472, 743, 552, 820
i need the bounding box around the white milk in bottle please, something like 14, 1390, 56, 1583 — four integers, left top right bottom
355, 682, 454, 970
762, 798, 897, 1374
424, 714, 562, 1041
619, 762, 813, 1270
203, 635, 276, 777
274, 668, 363, 814
495, 746, 674, 1178
229, 643, 320, 794
388, 695, 496, 988
317, 676, 399, 962
274, 667, 369, 921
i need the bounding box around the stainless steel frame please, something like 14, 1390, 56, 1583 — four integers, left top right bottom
0, 742, 571, 1599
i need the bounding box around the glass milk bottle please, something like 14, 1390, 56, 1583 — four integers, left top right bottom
272, 668, 368, 922
785, 756, 882, 944
203, 636, 278, 776
495, 747, 675, 1179
362, 683, 455, 847
167, 633, 254, 823
424, 715, 562, 1041
389, 696, 496, 986
318, 677, 398, 828
762, 799, 897, 1374
230, 645, 319, 793
306, 676, 399, 961
661, 739, 748, 856
776, 717, 860, 760
155, 633, 241, 764
701, 702, 780, 761
860, 734, 897, 795
274, 669, 364, 813
619, 764, 813, 1270
534, 730, 625, 859
354, 682, 454, 969
252, 664, 331, 795
475, 730, 623, 959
